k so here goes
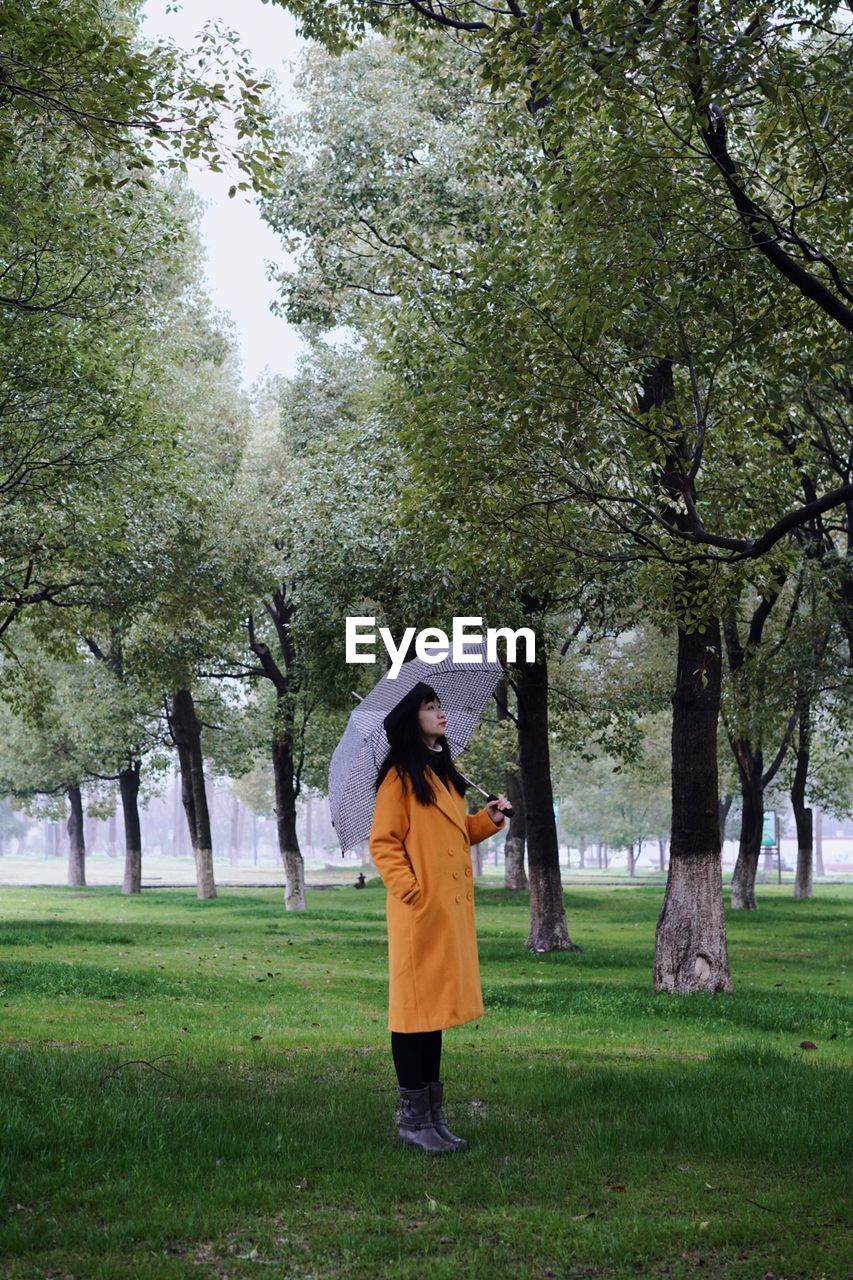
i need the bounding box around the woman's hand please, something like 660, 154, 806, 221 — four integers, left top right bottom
486, 794, 511, 825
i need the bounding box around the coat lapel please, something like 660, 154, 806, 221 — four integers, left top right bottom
426, 767, 470, 841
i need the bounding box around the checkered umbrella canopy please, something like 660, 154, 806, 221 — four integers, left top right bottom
328, 639, 504, 855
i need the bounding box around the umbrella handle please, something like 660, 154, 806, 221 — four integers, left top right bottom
486, 794, 515, 820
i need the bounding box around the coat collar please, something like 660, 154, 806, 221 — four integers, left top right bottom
425, 766, 469, 840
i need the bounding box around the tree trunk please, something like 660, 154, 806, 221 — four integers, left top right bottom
495, 677, 528, 890
793, 801, 813, 899
814, 805, 825, 877
515, 649, 580, 951
578, 837, 586, 870
118, 761, 142, 895
654, 618, 733, 993
628, 843, 636, 877
66, 784, 86, 887
172, 778, 185, 856
170, 689, 216, 900
792, 699, 813, 899
503, 764, 528, 889
305, 792, 313, 854
658, 838, 667, 871
174, 725, 197, 849
835, 518, 853, 666
730, 748, 763, 910
229, 794, 242, 866
107, 810, 117, 859
718, 793, 733, 844
272, 731, 305, 911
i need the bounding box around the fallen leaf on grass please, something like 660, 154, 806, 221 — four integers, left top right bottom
572, 1211, 595, 1220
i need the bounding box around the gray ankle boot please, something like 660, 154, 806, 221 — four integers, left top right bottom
427, 1080, 467, 1150
397, 1085, 454, 1154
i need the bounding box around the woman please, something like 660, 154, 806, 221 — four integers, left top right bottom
369, 680, 511, 1155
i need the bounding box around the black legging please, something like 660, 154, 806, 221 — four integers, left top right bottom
391, 1030, 442, 1089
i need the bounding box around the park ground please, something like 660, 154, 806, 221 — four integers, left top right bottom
0, 883, 850, 1280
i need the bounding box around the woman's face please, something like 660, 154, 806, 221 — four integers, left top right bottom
417, 696, 446, 740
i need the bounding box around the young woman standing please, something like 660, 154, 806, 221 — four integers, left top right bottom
369, 680, 511, 1154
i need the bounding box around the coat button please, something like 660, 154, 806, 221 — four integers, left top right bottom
447, 847, 454, 857
452, 871, 459, 880
464, 867, 471, 877
455, 894, 461, 903
466, 890, 473, 901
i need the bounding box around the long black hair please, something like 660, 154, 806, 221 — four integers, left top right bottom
374, 682, 468, 807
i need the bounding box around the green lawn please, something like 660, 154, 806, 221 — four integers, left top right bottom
0, 882, 850, 1280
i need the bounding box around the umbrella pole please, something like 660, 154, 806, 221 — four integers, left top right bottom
456, 771, 490, 801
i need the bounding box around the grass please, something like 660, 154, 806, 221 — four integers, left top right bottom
0, 881, 850, 1280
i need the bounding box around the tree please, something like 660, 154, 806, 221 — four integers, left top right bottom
260, 47, 642, 947
1, 0, 278, 212
0, 0, 278, 642
126, 223, 265, 899
0, 800, 26, 856
276, 2, 852, 327
723, 575, 799, 910
0, 665, 94, 885
0, 632, 156, 887
258, 25, 853, 991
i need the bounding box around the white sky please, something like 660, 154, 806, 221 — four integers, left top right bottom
141, 1, 309, 388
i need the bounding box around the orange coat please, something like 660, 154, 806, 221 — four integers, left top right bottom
369, 763, 506, 1033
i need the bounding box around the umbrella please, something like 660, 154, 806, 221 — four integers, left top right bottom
328, 638, 513, 854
